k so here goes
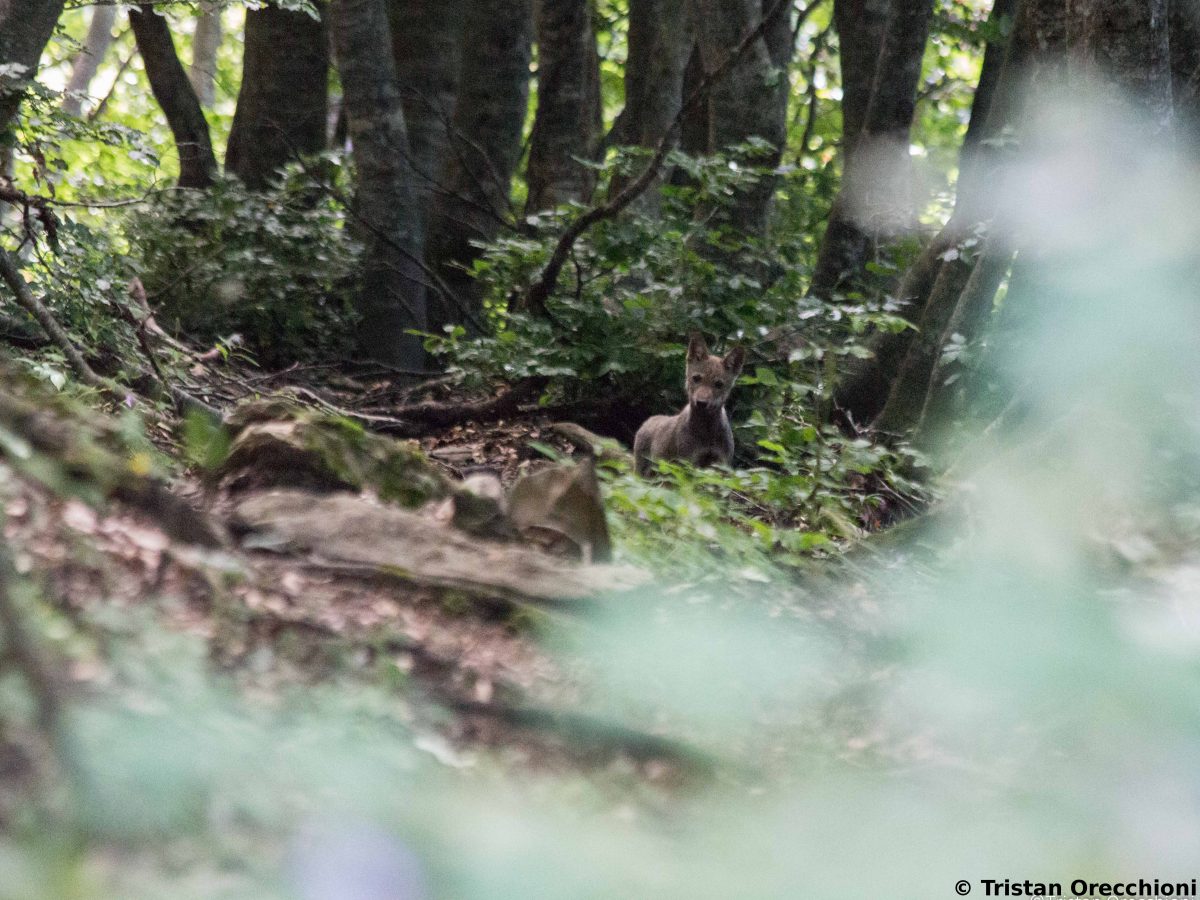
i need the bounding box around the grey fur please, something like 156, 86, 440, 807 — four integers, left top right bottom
633, 333, 744, 476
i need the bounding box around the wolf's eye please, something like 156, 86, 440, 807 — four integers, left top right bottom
691, 374, 702, 383
714, 380, 725, 389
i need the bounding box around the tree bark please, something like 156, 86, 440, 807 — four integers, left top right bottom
689, 0, 792, 236
188, 3, 222, 108
63, 6, 117, 117
128, 5, 218, 190
914, 231, 1013, 439
1068, 0, 1172, 132
0, 0, 66, 135
832, 0, 891, 156
835, 0, 1017, 425
612, 0, 693, 149
1170, 0, 1200, 141
676, 43, 709, 158
226, 3, 329, 189
810, 0, 934, 299
910, 0, 1172, 440
330, 0, 427, 366
873, 0, 1060, 436
390, 0, 460, 228
526, 0, 603, 211
425, 0, 533, 332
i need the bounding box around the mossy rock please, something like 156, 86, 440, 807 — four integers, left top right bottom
220, 399, 450, 507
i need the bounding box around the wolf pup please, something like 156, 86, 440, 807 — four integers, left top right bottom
634, 333, 745, 476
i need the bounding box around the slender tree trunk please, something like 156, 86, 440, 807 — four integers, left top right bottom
810, 0, 934, 298
0, 0, 66, 135
689, 0, 792, 236
129, 5, 218, 190
330, 0, 427, 366
526, 0, 603, 211
188, 3, 221, 108
913, 0, 1172, 441
612, 0, 693, 149
226, 4, 329, 189
914, 231, 1013, 436
835, 0, 1017, 425
833, 0, 890, 154
873, 0, 1070, 436
63, 7, 117, 117
611, 0, 694, 200
390, 0, 460, 230
425, 0, 533, 332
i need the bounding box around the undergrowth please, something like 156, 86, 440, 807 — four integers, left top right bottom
435, 148, 932, 564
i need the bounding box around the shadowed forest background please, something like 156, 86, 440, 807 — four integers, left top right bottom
0, 0, 1198, 897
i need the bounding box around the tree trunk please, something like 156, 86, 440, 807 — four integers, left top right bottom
226, 4, 329, 189
873, 0, 1072, 436
914, 231, 1013, 438
690, 0, 792, 236
912, 0, 1173, 441
128, 5, 218, 190
611, 0, 693, 149
810, 0, 934, 299
677, 43, 709, 158
330, 0, 427, 366
188, 3, 221, 108
832, 0, 891, 156
0, 0, 66, 135
1170, 0, 1200, 141
63, 7, 117, 117
425, 0, 533, 332
526, 0, 603, 211
835, 0, 1018, 425
390, 0, 460, 229
1068, 0, 1172, 131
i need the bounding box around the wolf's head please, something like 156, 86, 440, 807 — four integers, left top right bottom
685, 332, 744, 413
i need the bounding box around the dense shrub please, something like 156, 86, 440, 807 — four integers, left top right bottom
127, 165, 360, 367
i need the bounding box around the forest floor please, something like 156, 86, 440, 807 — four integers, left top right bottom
4, 356, 799, 802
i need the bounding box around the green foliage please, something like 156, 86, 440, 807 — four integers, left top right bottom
431, 147, 884, 401
127, 167, 361, 367
600, 421, 925, 578
432, 148, 924, 556
0, 214, 153, 396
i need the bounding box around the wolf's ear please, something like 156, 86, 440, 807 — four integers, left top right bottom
687, 332, 709, 362
723, 345, 745, 374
